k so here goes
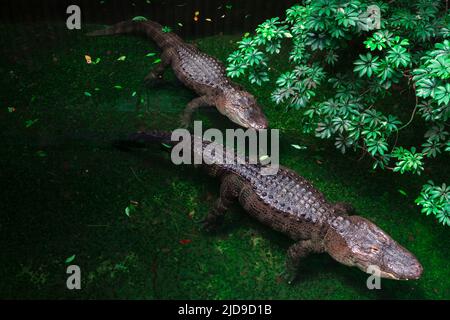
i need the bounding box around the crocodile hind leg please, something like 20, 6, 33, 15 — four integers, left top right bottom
180, 95, 215, 128
144, 50, 171, 87
284, 240, 315, 284
201, 174, 245, 232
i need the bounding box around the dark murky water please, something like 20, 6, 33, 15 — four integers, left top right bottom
1, 0, 297, 37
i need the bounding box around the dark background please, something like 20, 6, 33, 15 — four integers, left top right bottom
0, 0, 299, 37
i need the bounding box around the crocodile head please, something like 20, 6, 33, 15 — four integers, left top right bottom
217, 91, 268, 130
325, 216, 423, 280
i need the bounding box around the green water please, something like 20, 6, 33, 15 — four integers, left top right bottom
0, 24, 448, 299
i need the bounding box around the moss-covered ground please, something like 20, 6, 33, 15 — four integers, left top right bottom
0, 23, 448, 299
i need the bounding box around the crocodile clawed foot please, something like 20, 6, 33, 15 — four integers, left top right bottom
143, 73, 164, 88
179, 115, 192, 129
280, 269, 298, 285
197, 217, 221, 233
199, 220, 216, 233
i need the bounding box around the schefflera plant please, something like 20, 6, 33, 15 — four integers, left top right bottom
226, 0, 450, 226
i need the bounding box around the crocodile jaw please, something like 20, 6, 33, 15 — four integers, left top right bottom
217, 91, 269, 130
325, 216, 423, 281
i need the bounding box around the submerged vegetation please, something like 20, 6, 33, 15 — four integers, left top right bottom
227, 0, 450, 226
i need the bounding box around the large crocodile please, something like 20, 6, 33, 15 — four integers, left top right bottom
88, 20, 268, 130
116, 130, 423, 283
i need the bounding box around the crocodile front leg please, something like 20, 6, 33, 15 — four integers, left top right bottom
284, 240, 315, 284
201, 174, 245, 232
180, 95, 215, 128
144, 51, 171, 86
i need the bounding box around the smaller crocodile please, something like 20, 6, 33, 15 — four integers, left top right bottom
88, 20, 268, 130
116, 131, 423, 283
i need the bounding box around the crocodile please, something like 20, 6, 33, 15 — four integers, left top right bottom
116, 130, 423, 283
87, 20, 268, 130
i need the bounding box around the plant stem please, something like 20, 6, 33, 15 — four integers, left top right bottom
398, 96, 419, 131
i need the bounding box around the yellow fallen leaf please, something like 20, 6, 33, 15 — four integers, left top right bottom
205, 18, 212, 22
85, 55, 92, 64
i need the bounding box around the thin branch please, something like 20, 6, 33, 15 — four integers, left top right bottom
391, 128, 399, 152
398, 95, 419, 131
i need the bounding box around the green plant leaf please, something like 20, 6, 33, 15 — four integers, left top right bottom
132, 16, 148, 21
291, 144, 307, 150
65, 254, 76, 264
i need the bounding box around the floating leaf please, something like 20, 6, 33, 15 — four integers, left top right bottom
7, 107, 16, 113
25, 119, 38, 128
114, 85, 123, 90
36, 150, 47, 157
205, 18, 212, 22
153, 58, 161, 64
146, 52, 156, 57
132, 91, 137, 97
94, 87, 100, 91
161, 143, 172, 149
117, 55, 126, 61
84, 91, 92, 97
65, 254, 76, 264
132, 16, 148, 21
93, 57, 101, 64
162, 26, 172, 33
177, 22, 183, 27
291, 144, 307, 150
398, 189, 408, 196
125, 204, 137, 217
225, 4, 233, 10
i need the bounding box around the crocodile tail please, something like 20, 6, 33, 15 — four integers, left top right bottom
129, 130, 174, 144
86, 20, 180, 49
113, 130, 176, 151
